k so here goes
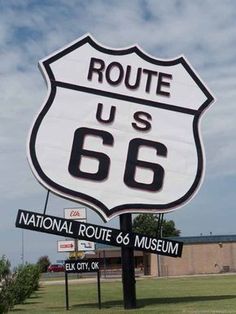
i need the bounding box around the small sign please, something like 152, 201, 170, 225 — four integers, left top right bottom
64, 259, 101, 310
64, 208, 87, 221
16, 209, 183, 257
78, 240, 95, 251
57, 240, 75, 252
65, 259, 99, 273
69, 252, 85, 259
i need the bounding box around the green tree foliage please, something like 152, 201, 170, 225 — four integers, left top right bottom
0, 280, 14, 314
132, 214, 180, 238
0, 255, 11, 281
0, 257, 40, 314
0, 256, 14, 313
37, 255, 50, 273
12, 264, 40, 304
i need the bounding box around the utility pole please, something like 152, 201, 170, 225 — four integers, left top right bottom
21, 229, 24, 265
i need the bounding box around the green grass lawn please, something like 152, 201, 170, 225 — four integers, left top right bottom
12, 275, 236, 313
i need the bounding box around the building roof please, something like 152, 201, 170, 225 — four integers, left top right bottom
96, 243, 118, 250
169, 234, 236, 244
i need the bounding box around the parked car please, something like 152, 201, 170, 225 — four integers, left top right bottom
47, 264, 65, 272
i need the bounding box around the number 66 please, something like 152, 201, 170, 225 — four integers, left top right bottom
68, 127, 167, 192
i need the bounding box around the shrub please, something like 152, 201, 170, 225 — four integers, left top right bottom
0, 258, 40, 313
12, 264, 40, 304
0, 256, 14, 314
0, 255, 11, 281
37, 255, 50, 273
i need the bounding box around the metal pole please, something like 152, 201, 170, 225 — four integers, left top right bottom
156, 214, 164, 277
97, 270, 101, 309
120, 213, 136, 309
21, 229, 24, 265
43, 190, 50, 215
103, 250, 106, 278
65, 272, 69, 310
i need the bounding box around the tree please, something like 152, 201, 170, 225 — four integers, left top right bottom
0, 255, 11, 281
132, 214, 180, 238
0, 255, 14, 313
12, 264, 40, 304
37, 256, 50, 273
0, 257, 41, 313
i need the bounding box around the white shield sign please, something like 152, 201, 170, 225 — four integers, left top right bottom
28, 34, 214, 221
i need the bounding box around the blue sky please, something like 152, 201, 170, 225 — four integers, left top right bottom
0, 0, 235, 267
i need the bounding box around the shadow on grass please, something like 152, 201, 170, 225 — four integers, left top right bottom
11, 301, 40, 311
70, 294, 236, 310
137, 295, 236, 307
11, 289, 44, 311
12, 294, 236, 312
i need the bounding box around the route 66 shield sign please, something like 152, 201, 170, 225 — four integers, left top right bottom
28, 34, 214, 221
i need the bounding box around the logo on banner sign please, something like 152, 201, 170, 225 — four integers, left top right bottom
28, 34, 214, 221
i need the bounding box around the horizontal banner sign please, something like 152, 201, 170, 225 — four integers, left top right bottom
15, 209, 183, 257
65, 259, 99, 273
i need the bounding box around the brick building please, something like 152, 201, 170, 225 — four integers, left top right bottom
150, 235, 236, 276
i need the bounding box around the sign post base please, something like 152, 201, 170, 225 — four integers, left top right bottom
120, 214, 136, 309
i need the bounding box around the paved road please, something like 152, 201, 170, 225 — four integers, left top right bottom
41, 269, 144, 285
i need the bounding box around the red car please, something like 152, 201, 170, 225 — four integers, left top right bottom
47, 264, 65, 272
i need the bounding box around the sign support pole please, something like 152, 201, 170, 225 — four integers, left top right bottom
120, 213, 136, 309
65, 271, 69, 310
43, 190, 50, 215
97, 270, 101, 309
156, 213, 164, 277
